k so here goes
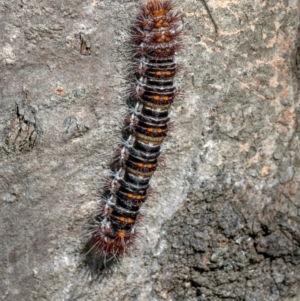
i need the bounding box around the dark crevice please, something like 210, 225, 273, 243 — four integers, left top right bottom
3, 101, 40, 153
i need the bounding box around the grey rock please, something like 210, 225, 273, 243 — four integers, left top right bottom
1, 1, 300, 301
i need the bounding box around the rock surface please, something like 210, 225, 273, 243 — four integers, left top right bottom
1, 1, 300, 300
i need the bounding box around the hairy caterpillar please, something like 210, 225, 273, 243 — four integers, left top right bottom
87, 0, 182, 272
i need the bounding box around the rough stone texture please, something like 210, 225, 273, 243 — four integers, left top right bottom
0, 0, 299, 300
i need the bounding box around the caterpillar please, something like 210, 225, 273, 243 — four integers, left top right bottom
87, 0, 182, 271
